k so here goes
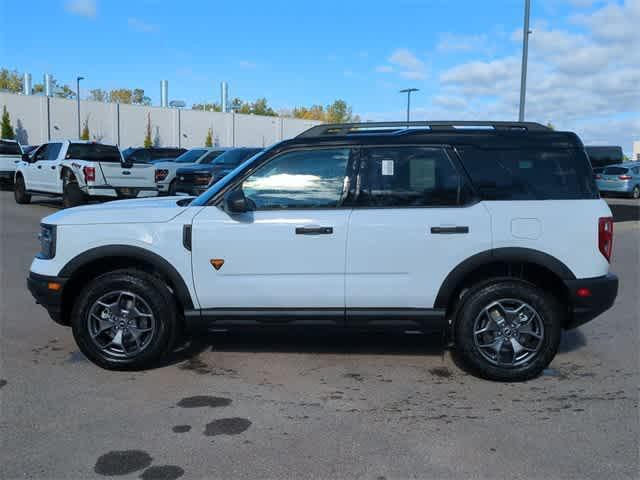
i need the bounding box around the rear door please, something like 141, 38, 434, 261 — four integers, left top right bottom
345, 146, 491, 329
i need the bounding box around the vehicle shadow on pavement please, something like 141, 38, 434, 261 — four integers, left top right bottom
162, 331, 448, 368
558, 329, 587, 353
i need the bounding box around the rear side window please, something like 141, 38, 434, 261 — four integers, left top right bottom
0, 140, 21, 155
355, 147, 473, 207
603, 167, 628, 175
66, 143, 121, 162
457, 147, 598, 200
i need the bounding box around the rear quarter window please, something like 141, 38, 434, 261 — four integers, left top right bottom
457, 147, 598, 200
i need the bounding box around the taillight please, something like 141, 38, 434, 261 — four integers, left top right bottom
83, 166, 95, 182
155, 169, 169, 182
618, 175, 632, 180
594, 174, 602, 180
598, 217, 613, 262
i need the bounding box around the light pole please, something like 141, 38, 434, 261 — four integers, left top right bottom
518, 0, 531, 121
400, 88, 419, 123
76, 76, 84, 138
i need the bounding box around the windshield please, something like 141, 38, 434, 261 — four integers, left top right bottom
191, 149, 270, 206
212, 149, 262, 166
67, 143, 122, 162
122, 148, 135, 159
585, 147, 623, 168
175, 149, 207, 163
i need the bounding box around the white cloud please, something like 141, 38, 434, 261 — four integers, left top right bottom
375, 65, 394, 73
437, 33, 491, 53
65, 0, 96, 18
436, 0, 640, 152
127, 17, 157, 33
388, 49, 428, 81
239, 60, 257, 69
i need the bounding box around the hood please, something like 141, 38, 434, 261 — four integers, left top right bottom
151, 160, 182, 168
42, 196, 196, 226
176, 164, 214, 174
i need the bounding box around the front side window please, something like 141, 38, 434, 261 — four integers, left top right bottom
46, 143, 62, 160
33, 144, 49, 162
355, 147, 469, 207
241, 148, 350, 210
199, 150, 226, 164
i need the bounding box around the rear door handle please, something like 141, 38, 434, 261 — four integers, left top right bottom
430, 226, 469, 234
296, 226, 333, 235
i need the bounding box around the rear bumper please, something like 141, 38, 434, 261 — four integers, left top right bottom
596, 181, 634, 193
83, 185, 159, 198
27, 272, 67, 325
564, 273, 618, 329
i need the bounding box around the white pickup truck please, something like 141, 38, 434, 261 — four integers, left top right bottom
14, 140, 158, 208
0, 139, 23, 186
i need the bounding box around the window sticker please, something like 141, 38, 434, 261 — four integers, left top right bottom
382, 159, 394, 176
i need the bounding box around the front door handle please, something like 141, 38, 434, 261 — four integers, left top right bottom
51, 166, 56, 170
431, 226, 469, 234
37, 165, 42, 169
296, 226, 333, 235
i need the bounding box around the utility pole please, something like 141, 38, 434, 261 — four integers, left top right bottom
399, 88, 419, 123
518, 0, 531, 121
76, 76, 84, 138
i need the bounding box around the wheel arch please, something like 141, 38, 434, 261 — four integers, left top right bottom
435, 247, 575, 314
58, 245, 194, 325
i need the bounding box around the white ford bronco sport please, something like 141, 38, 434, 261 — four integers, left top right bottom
27, 122, 618, 381
0, 138, 23, 185
15, 140, 158, 208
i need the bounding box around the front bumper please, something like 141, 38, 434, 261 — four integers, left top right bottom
564, 273, 618, 329
27, 272, 67, 325
174, 183, 209, 196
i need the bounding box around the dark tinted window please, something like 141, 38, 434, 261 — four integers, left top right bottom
585, 146, 623, 168
175, 149, 208, 163
242, 148, 349, 209
199, 150, 226, 164
151, 148, 186, 159
356, 147, 471, 207
66, 143, 121, 162
123, 148, 149, 163
0, 140, 21, 155
33, 144, 48, 161
603, 167, 628, 175
214, 149, 262, 166
632, 167, 640, 175
458, 147, 598, 200
46, 143, 62, 160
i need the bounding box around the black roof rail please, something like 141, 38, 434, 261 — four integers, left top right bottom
297, 121, 551, 138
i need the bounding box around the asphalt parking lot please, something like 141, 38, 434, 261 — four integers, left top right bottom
1, 191, 638, 480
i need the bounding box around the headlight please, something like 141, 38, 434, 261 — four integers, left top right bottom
37, 224, 56, 259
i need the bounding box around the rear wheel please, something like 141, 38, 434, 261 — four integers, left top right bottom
71, 269, 179, 370
62, 176, 86, 208
14, 175, 31, 204
631, 185, 640, 199
454, 279, 562, 381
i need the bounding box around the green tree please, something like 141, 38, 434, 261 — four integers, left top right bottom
0, 69, 22, 93
325, 99, 358, 123
109, 88, 133, 104
546, 122, 555, 130
132, 88, 151, 106
250, 98, 277, 116
204, 128, 213, 147
32, 76, 75, 98
88, 89, 108, 102
292, 105, 325, 121
192, 103, 222, 112
1, 106, 15, 139
144, 113, 153, 148
80, 117, 90, 140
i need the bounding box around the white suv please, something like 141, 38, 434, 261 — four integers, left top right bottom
154, 147, 229, 195
26, 122, 618, 381
0, 139, 23, 185
14, 140, 158, 208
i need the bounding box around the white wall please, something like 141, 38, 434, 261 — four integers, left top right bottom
0, 92, 322, 148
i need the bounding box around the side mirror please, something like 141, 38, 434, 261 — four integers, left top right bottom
223, 189, 253, 214
121, 158, 134, 169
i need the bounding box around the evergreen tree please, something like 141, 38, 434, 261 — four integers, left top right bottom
1, 106, 15, 139
204, 128, 213, 147
144, 113, 153, 147
80, 118, 90, 140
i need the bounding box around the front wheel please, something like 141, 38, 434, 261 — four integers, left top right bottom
14, 175, 31, 204
453, 280, 562, 381
71, 269, 179, 370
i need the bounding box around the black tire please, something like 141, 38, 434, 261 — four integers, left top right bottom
14, 175, 31, 204
631, 186, 640, 200
168, 179, 177, 196
71, 269, 179, 370
453, 279, 562, 382
62, 177, 86, 208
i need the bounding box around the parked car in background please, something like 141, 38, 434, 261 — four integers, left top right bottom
174, 147, 262, 195
15, 140, 158, 208
586, 146, 624, 174
121, 147, 187, 164
154, 147, 229, 195
0, 139, 23, 186
595, 162, 640, 199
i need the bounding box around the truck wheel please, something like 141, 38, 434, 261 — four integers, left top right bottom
453, 279, 562, 382
14, 175, 31, 204
631, 186, 640, 199
71, 269, 179, 370
62, 177, 86, 208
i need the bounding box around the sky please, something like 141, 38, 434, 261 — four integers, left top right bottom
1, 0, 638, 152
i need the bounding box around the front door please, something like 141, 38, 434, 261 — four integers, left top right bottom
24, 144, 50, 191
191, 147, 354, 325
345, 146, 492, 328
39, 142, 63, 193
